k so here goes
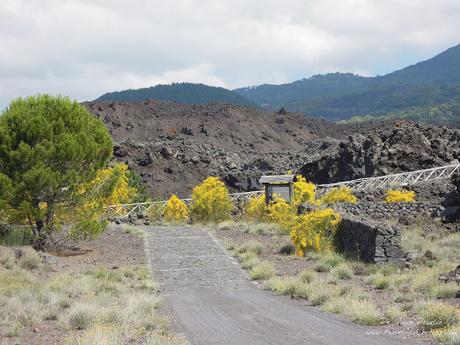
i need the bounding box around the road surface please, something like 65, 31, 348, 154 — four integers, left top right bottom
144, 226, 424, 345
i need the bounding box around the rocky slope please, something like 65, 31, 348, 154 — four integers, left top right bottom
84, 101, 460, 199
301, 121, 460, 183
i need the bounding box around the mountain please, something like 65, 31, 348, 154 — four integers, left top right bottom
235, 44, 460, 123
85, 100, 460, 198
85, 100, 367, 197
96, 82, 256, 107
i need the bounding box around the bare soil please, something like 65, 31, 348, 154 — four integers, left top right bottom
1, 225, 145, 345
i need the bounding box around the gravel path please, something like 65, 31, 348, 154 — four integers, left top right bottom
144, 226, 424, 345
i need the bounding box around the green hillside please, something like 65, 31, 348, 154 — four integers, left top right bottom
96, 82, 256, 107
235, 44, 460, 123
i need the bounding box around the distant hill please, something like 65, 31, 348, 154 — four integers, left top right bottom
96, 82, 256, 107
235, 44, 460, 123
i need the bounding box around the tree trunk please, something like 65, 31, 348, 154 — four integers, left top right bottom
32, 219, 46, 251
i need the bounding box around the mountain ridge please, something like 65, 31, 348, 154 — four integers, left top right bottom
235, 44, 460, 122
96, 82, 256, 107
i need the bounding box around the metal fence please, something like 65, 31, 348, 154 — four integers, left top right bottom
102, 163, 460, 219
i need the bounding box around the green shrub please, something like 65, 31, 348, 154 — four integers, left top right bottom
0, 226, 34, 246
247, 223, 282, 236
351, 262, 375, 276
383, 306, 405, 324
237, 241, 262, 256
277, 241, 296, 255
68, 305, 95, 330
240, 253, 259, 269
313, 262, 331, 273
432, 325, 460, 345
322, 253, 344, 268
346, 298, 382, 326
5, 323, 21, 338
368, 273, 391, 290
264, 276, 307, 298
216, 220, 236, 230
249, 261, 276, 280
298, 269, 317, 284
20, 252, 41, 270
417, 303, 460, 331
330, 263, 353, 280
325, 295, 382, 325
306, 283, 338, 306
433, 283, 459, 299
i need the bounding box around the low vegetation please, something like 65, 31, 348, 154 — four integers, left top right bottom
0, 247, 186, 344
385, 189, 416, 203
318, 187, 357, 205
164, 195, 189, 223
219, 217, 460, 341
189, 176, 232, 223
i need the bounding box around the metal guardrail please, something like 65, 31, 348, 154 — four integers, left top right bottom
102, 163, 460, 219
102, 191, 263, 219
317, 163, 460, 193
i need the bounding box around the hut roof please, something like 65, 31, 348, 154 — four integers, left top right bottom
259, 175, 295, 184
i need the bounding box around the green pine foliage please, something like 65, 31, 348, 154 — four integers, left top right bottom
97, 82, 256, 107
0, 95, 113, 249
236, 44, 460, 123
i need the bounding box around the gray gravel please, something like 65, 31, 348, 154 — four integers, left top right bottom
144, 226, 426, 345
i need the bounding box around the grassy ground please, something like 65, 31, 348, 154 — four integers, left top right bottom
0, 225, 188, 345
214, 221, 460, 344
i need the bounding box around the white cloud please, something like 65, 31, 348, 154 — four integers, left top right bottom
0, 0, 459, 108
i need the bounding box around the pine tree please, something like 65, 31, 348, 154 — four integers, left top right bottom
0, 95, 113, 249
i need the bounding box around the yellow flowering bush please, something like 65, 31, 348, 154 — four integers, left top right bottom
293, 175, 316, 207
385, 189, 416, 203
290, 208, 341, 256
189, 177, 232, 223
245, 195, 267, 222
318, 186, 357, 205
267, 197, 293, 232
59, 163, 137, 223
164, 195, 188, 223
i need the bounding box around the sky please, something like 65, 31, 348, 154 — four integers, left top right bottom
1, 0, 460, 109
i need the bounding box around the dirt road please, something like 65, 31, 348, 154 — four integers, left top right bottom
144, 226, 424, 345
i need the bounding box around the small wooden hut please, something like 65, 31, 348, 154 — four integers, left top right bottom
259, 175, 296, 205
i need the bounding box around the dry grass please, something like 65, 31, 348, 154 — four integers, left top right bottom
433, 325, 460, 345
324, 295, 382, 326
0, 247, 187, 344
249, 261, 276, 280
221, 220, 460, 342
246, 223, 283, 236
330, 263, 353, 280
120, 225, 146, 238
216, 220, 236, 231
236, 241, 263, 256
417, 303, 460, 331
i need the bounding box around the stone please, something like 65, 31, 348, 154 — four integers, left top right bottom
386, 246, 405, 258
160, 147, 173, 159
137, 152, 154, 167
335, 216, 406, 264
14, 249, 24, 259
113, 145, 128, 157
375, 247, 385, 257
422, 250, 437, 261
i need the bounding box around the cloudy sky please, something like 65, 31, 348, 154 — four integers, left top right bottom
1, 0, 460, 109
